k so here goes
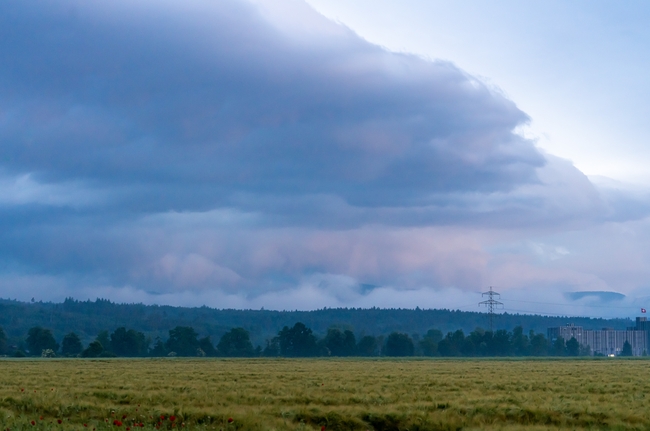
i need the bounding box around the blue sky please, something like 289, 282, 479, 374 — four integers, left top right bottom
1, 0, 649, 317
306, 0, 650, 183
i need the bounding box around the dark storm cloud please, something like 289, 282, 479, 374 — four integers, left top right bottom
2, 0, 648, 306
0, 0, 544, 215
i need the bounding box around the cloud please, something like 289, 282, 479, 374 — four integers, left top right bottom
0, 0, 649, 314
0, 0, 543, 211
0, 173, 102, 207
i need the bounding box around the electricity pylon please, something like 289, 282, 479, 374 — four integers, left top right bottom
479, 286, 503, 332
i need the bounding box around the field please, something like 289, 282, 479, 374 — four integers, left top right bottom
1, 358, 650, 430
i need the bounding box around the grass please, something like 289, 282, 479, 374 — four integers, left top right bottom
1, 357, 649, 430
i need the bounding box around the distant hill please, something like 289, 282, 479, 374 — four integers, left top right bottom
0, 297, 633, 347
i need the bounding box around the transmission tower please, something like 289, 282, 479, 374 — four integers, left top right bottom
479, 286, 503, 332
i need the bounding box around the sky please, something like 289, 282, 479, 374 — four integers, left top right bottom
305, 0, 650, 184
1, 0, 650, 318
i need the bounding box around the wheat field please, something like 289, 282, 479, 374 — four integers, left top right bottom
1, 358, 649, 430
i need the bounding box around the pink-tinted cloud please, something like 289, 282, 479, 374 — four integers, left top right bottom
0, 0, 649, 315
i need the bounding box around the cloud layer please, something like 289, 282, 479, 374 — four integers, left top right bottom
1, 0, 649, 316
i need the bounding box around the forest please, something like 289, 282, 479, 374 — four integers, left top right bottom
0, 320, 624, 358
0, 297, 632, 350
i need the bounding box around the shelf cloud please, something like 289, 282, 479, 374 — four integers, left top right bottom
1, 0, 649, 314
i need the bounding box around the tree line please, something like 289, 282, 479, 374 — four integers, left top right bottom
0, 298, 634, 351
1, 322, 626, 358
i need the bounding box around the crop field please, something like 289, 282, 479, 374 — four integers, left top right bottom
1, 358, 650, 430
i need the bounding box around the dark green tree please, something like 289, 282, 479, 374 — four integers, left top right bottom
110, 327, 148, 357
529, 333, 549, 356
276, 322, 318, 357
81, 340, 103, 358
383, 332, 414, 356
566, 337, 580, 356
419, 329, 442, 356
199, 336, 217, 356
621, 340, 633, 357
323, 328, 357, 356
0, 327, 7, 355
165, 326, 200, 356
477, 329, 492, 356
467, 328, 487, 356
489, 330, 513, 356
26, 327, 59, 356
357, 335, 378, 356
96, 330, 111, 352
217, 328, 255, 357
150, 337, 167, 357
262, 338, 280, 357
552, 337, 567, 356
460, 337, 476, 356
438, 330, 465, 357
579, 344, 592, 356
61, 332, 83, 357
511, 326, 530, 356
425, 328, 443, 344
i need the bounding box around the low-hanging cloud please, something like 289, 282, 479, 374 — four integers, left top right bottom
0, 0, 649, 315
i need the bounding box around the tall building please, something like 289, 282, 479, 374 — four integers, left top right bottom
547, 318, 649, 356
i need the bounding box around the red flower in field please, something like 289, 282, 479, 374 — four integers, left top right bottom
321, 426, 326, 431
83, 424, 87, 427
113, 420, 123, 426
122, 415, 127, 419
227, 417, 234, 423
39, 416, 43, 420
126, 428, 131, 431
30, 421, 35, 426
57, 419, 62, 424
20, 388, 24, 392
170, 416, 176, 422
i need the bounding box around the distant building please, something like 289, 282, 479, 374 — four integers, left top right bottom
548, 318, 649, 356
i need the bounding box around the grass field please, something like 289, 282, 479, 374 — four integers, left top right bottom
1, 358, 649, 430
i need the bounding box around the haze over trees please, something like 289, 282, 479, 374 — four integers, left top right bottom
0, 319, 613, 358
0, 298, 635, 352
